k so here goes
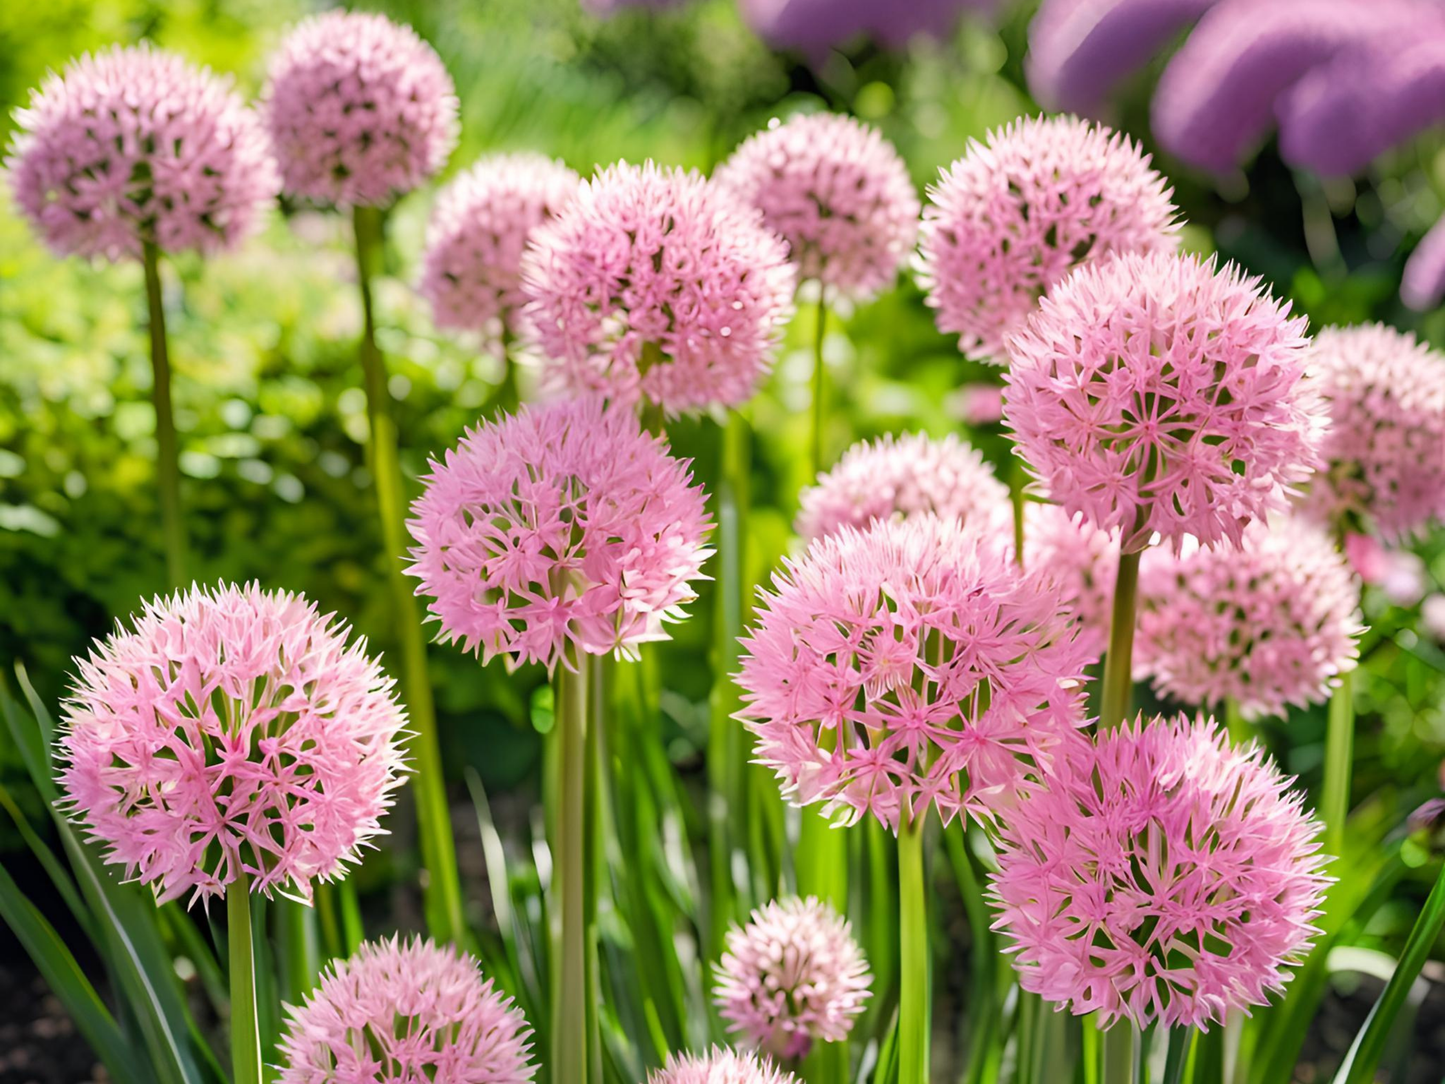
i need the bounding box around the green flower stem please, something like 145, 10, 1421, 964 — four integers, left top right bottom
1321, 667, 1355, 861
227, 875, 261, 1084
552, 659, 593, 1084
898, 809, 929, 1084
1224, 697, 1248, 745
352, 205, 466, 949
1102, 1022, 1133, 1084
811, 296, 827, 476
141, 241, 187, 587
1010, 458, 1026, 566
1100, 549, 1142, 730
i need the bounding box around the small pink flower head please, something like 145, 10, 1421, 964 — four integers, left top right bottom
7, 44, 279, 261
263, 11, 458, 206
406, 397, 713, 672
990, 714, 1331, 1031
278, 936, 534, 1084
714, 896, 872, 1060
521, 161, 796, 416
1004, 251, 1323, 553
950, 383, 1006, 427
795, 432, 1011, 544
1299, 323, 1445, 542
916, 115, 1179, 363
1022, 503, 1121, 660
1136, 520, 1362, 719
649, 1049, 800, 1084
738, 514, 1091, 833
419, 153, 580, 336
715, 112, 920, 300
56, 583, 409, 907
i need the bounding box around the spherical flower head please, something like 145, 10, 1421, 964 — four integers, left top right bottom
56, 583, 409, 906
1299, 323, 1445, 542
419, 153, 580, 336
1004, 251, 1323, 553
1022, 503, 1121, 660
795, 432, 1011, 544
264, 11, 458, 206
1136, 520, 1362, 719
278, 936, 534, 1084
916, 116, 1179, 363
7, 44, 279, 261
990, 714, 1331, 1030
649, 1049, 799, 1084
738, 514, 1091, 832
715, 896, 872, 1060
406, 397, 713, 672
521, 161, 796, 416
715, 113, 920, 300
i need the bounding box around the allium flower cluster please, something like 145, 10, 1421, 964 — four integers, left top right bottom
407, 397, 712, 672
521, 161, 796, 415
738, 514, 1090, 833
1022, 503, 1121, 660
738, 0, 997, 55
7, 45, 278, 261
715, 113, 920, 300
715, 896, 872, 1060
1004, 251, 1323, 552
419, 153, 580, 335
990, 715, 1330, 1030
57, 583, 408, 906
795, 432, 1011, 544
650, 1049, 799, 1084
916, 116, 1178, 362
278, 936, 534, 1084
1136, 521, 1363, 719
1300, 323, 1445, 541
263, 11, 458, 206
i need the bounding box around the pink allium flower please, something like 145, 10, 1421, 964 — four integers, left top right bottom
715, 113, 920, 300
6, 44, 278, 261
418, 153, 580, 336
1422, 594, 1445, 642
649, 1049, 799, 1084
521, 161, 796, 415
715, 896, 872, 1060
916, 116, 1179, 362
1004, 251, 1323, 553
795, 431, 1011, 544
990, 714, 1330, 1030
1300, 323, 1445, 542
406, 397, 712, 672
56, 583, 408, 906
278, 936, 534, 1084
738, 514, 1091, 832
1136, 520, 1362, 719
1022, 503, 1121, 660
263, 11, 458, 206
951, 383, 1006, 427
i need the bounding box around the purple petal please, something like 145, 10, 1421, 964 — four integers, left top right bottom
739, 0, 996, 55
1403, 214, 1445, 312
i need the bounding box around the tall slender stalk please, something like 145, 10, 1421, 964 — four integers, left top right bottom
1101, 1023, 1133, 1084
141, 241, 186, 586
1223, 697, 1248, 745
1099, 550, 1142, 730
1010, 458, 1026, 566
351, 205, 466, 948
1321, 668, 1355, 860
810, 297, 827, 476
553, 659, 592, 1084
227, 875, 261, 1084
898, 809, 929, 1084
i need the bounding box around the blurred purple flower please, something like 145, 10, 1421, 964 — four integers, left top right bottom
584, 0, 691, 12
739, 0, 996, 55
1404, 215, 1445, 312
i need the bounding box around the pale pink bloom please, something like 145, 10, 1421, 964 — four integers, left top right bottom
1136, 520, 1362, 719
795, 432, 1011, 544
1004, 251, 1323, 553
264, 11, 458, 206
1300, 323, 1445, 542
916, 115, 1178, 363
738, 514, 1091, 832
57, 583, 408, 906
406, 397, 712, 672
950, 383, 1006, 427
990, 714, 1331, 1030
521, 161, 796, 415
1343, 531, 1389, 583
418, 153, 580, 335
715, 896, 871, 1060
649, 1049, 799, 1084
1380, 551, 1427, 607
278, 936, 534, 1084
7, 45, 278, 261
715, 113, 920, 300
1423, 595, 1445, 642
1022, 503, 1121, 660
